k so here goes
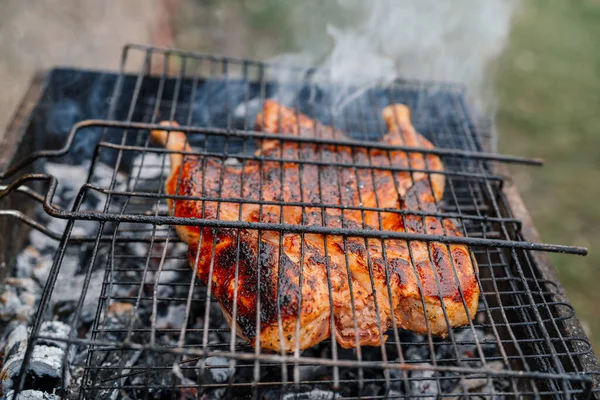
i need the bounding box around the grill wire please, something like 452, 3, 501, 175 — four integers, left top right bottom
2, 44, 598, 399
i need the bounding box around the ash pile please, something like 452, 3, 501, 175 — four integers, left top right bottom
0, 155, 511, 399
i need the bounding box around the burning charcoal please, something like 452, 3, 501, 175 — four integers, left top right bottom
130, 153, 169, 181
90, 161, 127, 194
107, 302, 134, 320
49, 253, 104, 325
16, 246, 41, 279
455, 361, 509, 397
15, 244, 54, 289
388, 367, 409, 393
5, 389, 60, 400
156, 304, 188, 330
434, 328, 488, 365
409, 364, 438, 400
44, 162, 89, 205
405, 343, 430, 362
172, 363, 198, 395
297, 364, 330, 382
262, 388, 340, 400
361, 384, 381, 397
196, 357, 233, 384
455, 329, 486, 366
282, 389, 340, 400
36, 321, 71, 350
28, 222, 61, 254
71, 220, 101, 238
1, 323, 70, 394
0, 278, 39, 325
459, 375, 489, 392
201, 388, 227, 400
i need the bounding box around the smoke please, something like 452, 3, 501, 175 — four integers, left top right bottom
270, 0, 520, 115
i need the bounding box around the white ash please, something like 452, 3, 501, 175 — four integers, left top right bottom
49, 253, 104, 323
16, 246, 42, 279
71, 220, 101, 238
386, 390, 402, 399
44, 162, 89, 204
156, 304, 188, 330
409, 364, 438, 400
15, 246, 54, 287
1, 323, 70, 393
36, 321, 71, 351
86, 161, 127, 194
456, 360, 506, 393
0, 278, 39, 324
171, 363, 197, 388
27, 221, 62, 254
5, 390, 60, 400
130, 153, 169, 181
196, 356, 233, 384
223, 157, 240, 167
129, 241, 187, 262
281, 389, 340, 400
45, 161, 128, 215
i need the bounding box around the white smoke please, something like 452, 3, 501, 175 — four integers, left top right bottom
272, 0, 519, 115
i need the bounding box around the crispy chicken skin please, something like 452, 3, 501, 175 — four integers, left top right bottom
150, 101, 479, 352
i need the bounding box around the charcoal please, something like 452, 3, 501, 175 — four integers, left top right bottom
16, 247, 42, 279
0, 279, 38, 325
405, 343, 430, 362
283, 389, 341, 400
434, 328, 488, 366
1, 324, 69, 393
196, 357, 234, 384
156, 304, 188, 330
5, 389, 60, 400
130, 153, 169, 182
49, 253, 104, 325
388, 367, 409, 393
360, 383, 381, 396
201, 388, 227, 400
262, 388, 340, 400
36, 321, 71, 350
16, 247, 54, 287
409, 364, 438, 400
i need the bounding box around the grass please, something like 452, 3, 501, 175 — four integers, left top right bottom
496, 0, 600, 350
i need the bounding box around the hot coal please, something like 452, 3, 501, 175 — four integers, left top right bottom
1, 322, 71, 395
5, 389, 61, 400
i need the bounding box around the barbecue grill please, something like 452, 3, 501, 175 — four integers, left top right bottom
0, 44, 598, 399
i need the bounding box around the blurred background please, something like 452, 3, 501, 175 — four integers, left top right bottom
0, 0, 598, 350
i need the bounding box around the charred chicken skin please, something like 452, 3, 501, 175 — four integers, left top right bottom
150, 100, 479, 352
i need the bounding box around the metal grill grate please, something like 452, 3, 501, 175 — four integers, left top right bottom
0, 44, 598, 399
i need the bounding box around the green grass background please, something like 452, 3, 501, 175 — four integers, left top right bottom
496, 0, 600, 350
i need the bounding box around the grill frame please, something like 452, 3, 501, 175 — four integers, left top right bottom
0, 44, 598, 399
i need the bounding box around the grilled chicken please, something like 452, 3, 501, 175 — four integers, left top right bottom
150, 101, 479, 352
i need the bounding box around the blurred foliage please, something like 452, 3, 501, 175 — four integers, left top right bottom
223, 0, 360, 57
496, 0, 600, 350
